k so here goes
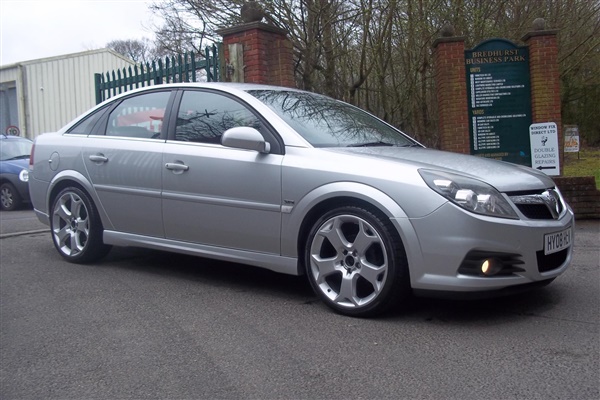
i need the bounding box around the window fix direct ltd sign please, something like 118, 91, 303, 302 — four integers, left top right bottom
530, 122, 559, 176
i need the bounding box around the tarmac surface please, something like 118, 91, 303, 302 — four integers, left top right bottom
1, 208, 598, 399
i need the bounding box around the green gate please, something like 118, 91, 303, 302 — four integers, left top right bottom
94, 44, 221, 104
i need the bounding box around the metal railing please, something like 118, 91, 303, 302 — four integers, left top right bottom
94, 45, 221, 104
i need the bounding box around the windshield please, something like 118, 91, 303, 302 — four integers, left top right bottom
247, 90, 418, 148
0, 138, 33, 161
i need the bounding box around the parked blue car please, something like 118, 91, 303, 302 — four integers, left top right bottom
0, 135, 32, 211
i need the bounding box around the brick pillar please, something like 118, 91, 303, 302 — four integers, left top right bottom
217, 22, 295, 88
522, 26, 563, 172
432, 35, 469, 154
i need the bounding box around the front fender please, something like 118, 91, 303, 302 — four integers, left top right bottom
280, 181, 409, 258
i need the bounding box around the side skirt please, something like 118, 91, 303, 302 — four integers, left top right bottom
103, 230, 301, 275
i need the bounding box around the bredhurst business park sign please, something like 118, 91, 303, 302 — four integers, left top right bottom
465, 39, 532, 166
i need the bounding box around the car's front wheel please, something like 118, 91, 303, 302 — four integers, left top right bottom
50, 187, 110, 263
305, 205, 410, 317
0, 182, 22, 211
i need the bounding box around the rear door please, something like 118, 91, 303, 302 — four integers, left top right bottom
81, 90, 174, 237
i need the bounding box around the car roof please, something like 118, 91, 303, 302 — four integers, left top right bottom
97, 82, 307, 104
152, 82, 302, 91
0, 135, 32, 142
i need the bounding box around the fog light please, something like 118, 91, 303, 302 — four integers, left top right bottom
481, 259, 502, 276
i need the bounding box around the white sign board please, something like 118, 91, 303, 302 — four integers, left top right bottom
564, 126, 580, 153
530, 122, 560, 176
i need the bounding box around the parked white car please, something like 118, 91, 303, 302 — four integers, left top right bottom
29, 83, 574, 316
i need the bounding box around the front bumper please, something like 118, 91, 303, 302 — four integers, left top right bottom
392, 201, 574, 295
16, 180, 31, 203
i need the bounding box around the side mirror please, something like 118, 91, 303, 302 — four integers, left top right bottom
221, 127, 271, 154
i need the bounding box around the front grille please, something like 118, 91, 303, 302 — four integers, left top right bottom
537, 248, 569, 272
509, 189, 565, 220
515, 204, 553, 219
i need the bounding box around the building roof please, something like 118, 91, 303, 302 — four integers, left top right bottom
0, 48, 134, 70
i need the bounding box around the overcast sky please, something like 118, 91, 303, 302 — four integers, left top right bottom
0, 0, 158, 66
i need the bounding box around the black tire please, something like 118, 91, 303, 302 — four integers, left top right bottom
305, 205, 410, 317
0, 182, 22, 211
50, 187, 111, 263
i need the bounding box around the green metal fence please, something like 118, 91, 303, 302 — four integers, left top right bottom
94, 45, 221, 104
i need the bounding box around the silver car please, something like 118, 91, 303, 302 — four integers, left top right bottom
29, 83, 574, 317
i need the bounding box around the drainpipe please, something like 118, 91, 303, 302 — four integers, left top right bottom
16, 63, 29, 139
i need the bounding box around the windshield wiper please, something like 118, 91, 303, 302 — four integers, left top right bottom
348, 141, 395, 147
5, 155, 30, 161
399, 143, 423, 148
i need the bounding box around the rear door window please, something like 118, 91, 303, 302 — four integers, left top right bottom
105, 91, 171, 139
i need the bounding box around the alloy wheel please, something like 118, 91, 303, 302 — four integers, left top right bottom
52, 191, 90, 257
309, 214, 389, 309
0, 186, 14, 209
0, 183, 20, 211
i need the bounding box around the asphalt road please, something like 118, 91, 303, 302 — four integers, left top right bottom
1, 209, 598, 399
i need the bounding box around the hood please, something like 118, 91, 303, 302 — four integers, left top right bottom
325, 147, 554, 192
0, 158, 29, 174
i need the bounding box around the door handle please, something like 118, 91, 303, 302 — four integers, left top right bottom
165, 162, 189, 172
89, 154, 108, 163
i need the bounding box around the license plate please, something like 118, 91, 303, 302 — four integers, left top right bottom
544, 227, 572, 255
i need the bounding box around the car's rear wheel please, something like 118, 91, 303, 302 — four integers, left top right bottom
305, 205, 410, 317
0, 183, 22, 211
50, 187, 110, 263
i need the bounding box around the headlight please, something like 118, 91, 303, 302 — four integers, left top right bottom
19, 169, 29, 182
419, 170, 518, 219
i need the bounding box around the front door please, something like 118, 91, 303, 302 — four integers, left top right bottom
162, 89, 283, 254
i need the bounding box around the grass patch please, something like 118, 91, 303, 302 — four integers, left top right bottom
563, 148, 600, 189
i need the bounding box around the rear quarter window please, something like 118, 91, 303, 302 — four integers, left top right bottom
67, 106, 109, 135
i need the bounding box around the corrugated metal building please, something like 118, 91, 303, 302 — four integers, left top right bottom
0, 49, 134, 139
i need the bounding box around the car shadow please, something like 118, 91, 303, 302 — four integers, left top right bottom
100, 246, 316, 301
393, 287, 563, 325
97, 246, 563, 323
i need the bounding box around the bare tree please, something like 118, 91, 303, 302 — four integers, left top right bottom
106, 38, 157, 64
147, 0, 600, 146
150, 0, 244, 55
